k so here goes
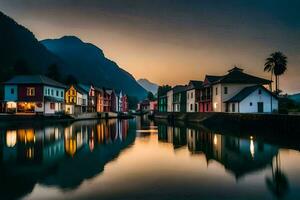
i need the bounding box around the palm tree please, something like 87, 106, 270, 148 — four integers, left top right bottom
264, 52, 288, 95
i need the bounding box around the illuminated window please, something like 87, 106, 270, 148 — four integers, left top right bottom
26, 87, 35, 96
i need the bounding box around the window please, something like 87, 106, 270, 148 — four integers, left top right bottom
224, 87, 228, 94
190, 104, 193, 111
250, 102, 253, 106
50, 102, 55, 110
48, 89, 50, 95
191, 92, 193, 99
232, 103, 235, 112
61, 91, 63, 97
10, 88, 14, 94
216, 87, 218, 95
258, 89, 262, 94
56, 90, 59, 96
26, 87, 35, 96
187, 93, 189, 100
51, 89, 54, 96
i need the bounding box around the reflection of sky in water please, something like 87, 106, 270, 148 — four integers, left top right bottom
0, 118, 299, 200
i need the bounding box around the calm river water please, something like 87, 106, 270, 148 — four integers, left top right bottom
0, 117, 299, 200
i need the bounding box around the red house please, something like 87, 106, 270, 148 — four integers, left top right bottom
199, 75, 221, 112
121, 95, 128, 112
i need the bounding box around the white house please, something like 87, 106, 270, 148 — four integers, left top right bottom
211, 67, 277, 113
186, 80, 203, 112
167, 90, 173, 112
225, 85, 278, 113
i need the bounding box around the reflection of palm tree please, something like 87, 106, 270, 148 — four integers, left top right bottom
266, 154, 289, 199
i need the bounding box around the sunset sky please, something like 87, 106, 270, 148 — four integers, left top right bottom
0, 0, 299, 93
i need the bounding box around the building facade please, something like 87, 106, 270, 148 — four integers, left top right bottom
186, 81, 202, 112
211, 67, 274, 113
158, 95, 167, 112
172, 85, 187, 112
65, 85, 87, 115
4, 75, 66, 115
167, 90, 173, 112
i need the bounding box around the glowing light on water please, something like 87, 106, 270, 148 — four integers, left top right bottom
250, 136, 255, 158
214, 135, 218, 145
6, 130, 17, 147
136, 129, 158, 133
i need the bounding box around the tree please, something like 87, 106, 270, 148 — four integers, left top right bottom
13, 59, 32, 75
264, 52, 288, 95
157, 85, 172, 97
147, 91, 155, 101
46, 64, 61, 82
64, 74, 78, 85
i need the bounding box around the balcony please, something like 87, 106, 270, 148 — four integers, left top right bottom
199, 95, 212, 102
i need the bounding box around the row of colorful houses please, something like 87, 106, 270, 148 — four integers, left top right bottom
1, 75, 128, 115
158, 67, 279, 113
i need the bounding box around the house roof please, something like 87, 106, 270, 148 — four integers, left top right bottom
77, 84, 91, 93
4, 75, 67, 88
72, 85, 87, 95
213, 67, 271, 85
206, 75, 222, 83
225, 85, 277, 103
187, 80, 203, 90
172, 85, 187, 94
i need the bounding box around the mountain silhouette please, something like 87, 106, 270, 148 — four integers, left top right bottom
138, 78, 159, 94
0, 11, 66, 80
0, 11, 147, 99
42, 36, 147, 98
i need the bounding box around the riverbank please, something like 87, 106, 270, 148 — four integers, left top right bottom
154, 112, 300, 136
0, 111, 134, 122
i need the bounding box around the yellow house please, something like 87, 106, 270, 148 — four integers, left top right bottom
66, 85, 77, 104
65, 85, 78, 114
65, 85, 87, 114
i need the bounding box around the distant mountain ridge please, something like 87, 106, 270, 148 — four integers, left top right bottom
288, 93, 300, 103
41, 36, 147, 98
0, 11, 147, 99
137, 78, 159, 94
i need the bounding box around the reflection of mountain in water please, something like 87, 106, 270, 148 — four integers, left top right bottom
0, 119, 134, 199
158, 124, 279, 179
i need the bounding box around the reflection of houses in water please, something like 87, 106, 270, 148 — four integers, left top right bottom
187, 128, 279, 179
0, 119, 132, 200
158, 124, 279, 179
1, 127, 65, 164
95, 120, 129, 145
158, 125, 186, 149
